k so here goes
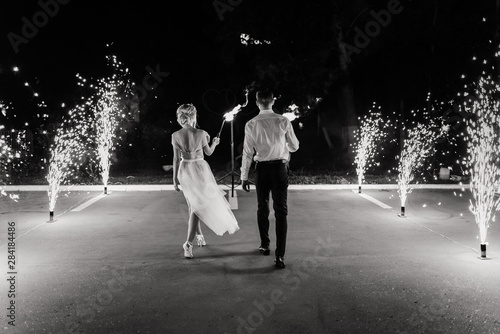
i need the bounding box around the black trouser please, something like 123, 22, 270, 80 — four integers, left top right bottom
255, 160, 289, 258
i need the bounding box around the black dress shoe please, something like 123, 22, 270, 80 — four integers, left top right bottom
258, 246, 270, 256
275, 257, 286, 269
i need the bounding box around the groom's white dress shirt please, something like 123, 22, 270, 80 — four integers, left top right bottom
240, 109, 300, 181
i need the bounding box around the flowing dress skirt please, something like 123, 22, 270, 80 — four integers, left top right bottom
178, 159, 239, 236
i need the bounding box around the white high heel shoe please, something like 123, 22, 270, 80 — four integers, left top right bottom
196, 234, 206, 247
183, 241, 193, 258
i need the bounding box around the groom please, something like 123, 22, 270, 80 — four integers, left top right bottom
240, 89, 300, 269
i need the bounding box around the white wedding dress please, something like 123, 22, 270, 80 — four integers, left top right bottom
172, 128, 239, 236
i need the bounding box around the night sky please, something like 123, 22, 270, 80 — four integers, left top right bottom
1, 1, 222, 110
0, 0, 498, 170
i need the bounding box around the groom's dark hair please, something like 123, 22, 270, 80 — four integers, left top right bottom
256, 89, 274, 107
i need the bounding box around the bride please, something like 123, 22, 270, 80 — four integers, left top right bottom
171, 103, 239, 258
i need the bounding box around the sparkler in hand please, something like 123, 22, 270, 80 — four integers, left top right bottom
217, 89, 249, 138
283, 104, 299, 121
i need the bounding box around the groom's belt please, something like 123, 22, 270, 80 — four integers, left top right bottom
256, 159, 287, 165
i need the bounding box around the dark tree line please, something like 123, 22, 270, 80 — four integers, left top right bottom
1, 0, 498, 174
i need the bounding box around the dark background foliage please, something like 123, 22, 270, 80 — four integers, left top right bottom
0, 0, 498, 181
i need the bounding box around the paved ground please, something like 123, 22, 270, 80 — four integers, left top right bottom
0, 188, 499, 334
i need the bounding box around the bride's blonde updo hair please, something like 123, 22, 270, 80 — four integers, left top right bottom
176, 103, 197, 127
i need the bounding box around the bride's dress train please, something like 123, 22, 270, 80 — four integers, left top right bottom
179, 158, 239, 236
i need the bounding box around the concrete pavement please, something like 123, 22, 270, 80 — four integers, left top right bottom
0, 189, 499, 333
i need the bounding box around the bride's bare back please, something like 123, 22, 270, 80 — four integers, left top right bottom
172, 128, 209, 160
